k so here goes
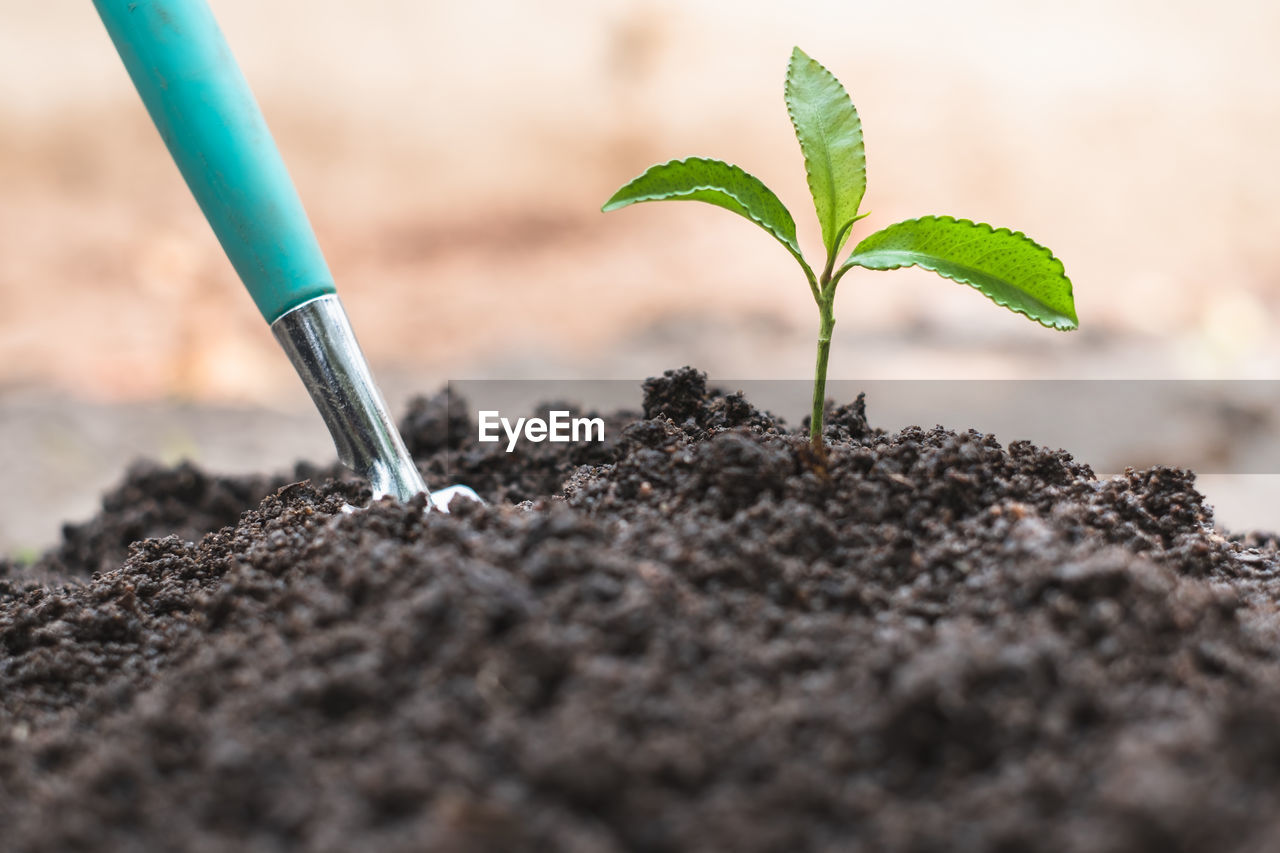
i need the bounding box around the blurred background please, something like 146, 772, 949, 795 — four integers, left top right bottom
3, 0, 1280, 554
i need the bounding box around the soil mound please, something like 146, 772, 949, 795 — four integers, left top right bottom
3, 368, 1279, 852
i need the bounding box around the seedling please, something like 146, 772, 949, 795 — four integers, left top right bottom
604, 48, 1078, 450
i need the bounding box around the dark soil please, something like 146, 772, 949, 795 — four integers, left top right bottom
3, 367, 1280, 852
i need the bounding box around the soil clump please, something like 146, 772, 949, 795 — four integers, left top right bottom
2, 367, 1279, 852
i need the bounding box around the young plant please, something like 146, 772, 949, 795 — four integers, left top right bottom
603, 48, 1078, 451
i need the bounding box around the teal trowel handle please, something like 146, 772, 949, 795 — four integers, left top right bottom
93, 0, 335, 323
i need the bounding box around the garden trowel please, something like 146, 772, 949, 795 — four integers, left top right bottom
93, 0, 479, 511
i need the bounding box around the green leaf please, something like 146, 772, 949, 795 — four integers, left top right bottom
602, 157, 804, 262
785, 47, 866, 259
842, 216, 1078, 330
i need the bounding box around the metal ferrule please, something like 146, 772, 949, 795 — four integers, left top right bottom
272, 294, 427, 503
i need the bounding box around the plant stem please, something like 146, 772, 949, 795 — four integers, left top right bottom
810, 298, 835, 450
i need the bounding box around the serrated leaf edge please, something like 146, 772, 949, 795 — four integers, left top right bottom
785, 48, 867, 258
843, 215, 1078, 331
603, 156, 819, 298
602, 156, 802, 256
